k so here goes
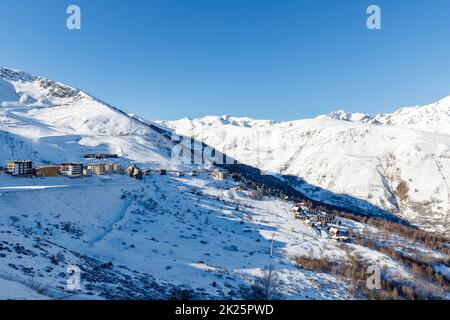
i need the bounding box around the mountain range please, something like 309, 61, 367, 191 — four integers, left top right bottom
0, 67, 449, 299
161, 98, 450, 235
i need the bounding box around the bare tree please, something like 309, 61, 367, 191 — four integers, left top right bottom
251, 264, 283, 300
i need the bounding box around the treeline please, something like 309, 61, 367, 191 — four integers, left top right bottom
294, 254, 447, 300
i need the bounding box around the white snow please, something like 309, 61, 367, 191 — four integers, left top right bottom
0, 66, 448, 300
161, 116, 450, 234
318, 95, 450, 136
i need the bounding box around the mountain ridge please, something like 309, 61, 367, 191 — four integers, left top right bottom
0, 67, 449, 300
161, 115, 450, 235
2, 66, 450, 234
317, 95, 450, 136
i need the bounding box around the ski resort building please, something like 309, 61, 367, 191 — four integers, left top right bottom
175, 171, 185, 177
83, 167, 93, 176
329, 227, 350, 242
213, 169, 228, 180
34, 165, 59, 177
88, 163, 106, 175
6, 160, 33, 176
60, 162, 83, 177
189, 170, 199, 177
88, 163, 121, 175
84, 153, 118, 159
105, 163, 121, 173
127, 164, 143, 179
104, 163, 114, 173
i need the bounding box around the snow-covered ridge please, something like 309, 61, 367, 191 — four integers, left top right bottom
159, 115, 277, 130
0, 67, 175, 168
316, 110, 380, 125
318, 95, 450, 136
0, 67, 153, 137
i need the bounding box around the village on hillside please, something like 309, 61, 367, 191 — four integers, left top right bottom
1, 154, 229, 180
291, 203, 350, 243
1, 154, 353, 244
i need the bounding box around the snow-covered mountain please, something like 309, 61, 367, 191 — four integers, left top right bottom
0, 67, 448, 300
161, 112, 450, 235
0, 67, 175, 166
316, 110, 379, 125
318, 95, 450, 136
0, 67, 358, 299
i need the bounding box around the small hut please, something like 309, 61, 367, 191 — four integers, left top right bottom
127, 164, 143, 179
212, 169, 228, 180
189, 170, 198, 177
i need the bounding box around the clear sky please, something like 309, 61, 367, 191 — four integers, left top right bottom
1, 0, 450, 121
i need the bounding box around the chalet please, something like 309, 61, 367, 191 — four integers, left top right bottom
175, 171, 185, 177
212, 169, 228, 180
60, 162, 83, 177
6, 160, 33, 176
126, 164, 138, 176
291, 206, 301, 213
189, 170, 199, 177
127, 164, 143, 179
329, 227, 350, 242
34, 165, 59, 177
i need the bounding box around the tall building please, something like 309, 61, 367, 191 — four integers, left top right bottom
60, 162, 83, 177
6, 160, 33, 176
88, 163, 106, 175
88, 162, 121, 175
35, 165, 59, 177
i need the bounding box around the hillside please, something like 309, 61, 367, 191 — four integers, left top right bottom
0, 67, 448, 300
160, 114, 450, 235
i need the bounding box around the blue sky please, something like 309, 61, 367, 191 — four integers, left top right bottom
1, 0, 450, 121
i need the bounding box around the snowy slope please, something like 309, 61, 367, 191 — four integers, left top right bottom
0, 67, 173, 167
1, 172, 447, 299
0, 67, 448, 299
160, 116, 450, 235
0, 172, 353, 299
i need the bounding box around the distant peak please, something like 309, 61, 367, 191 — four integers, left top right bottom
317, 110, 378, 124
